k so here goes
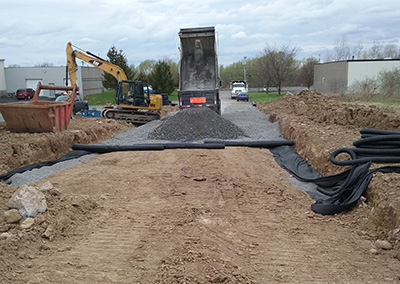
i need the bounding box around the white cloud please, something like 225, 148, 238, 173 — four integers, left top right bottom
1, 0, 400, 66
78, 38, 99, 45
0, 37, 12, 45
232, 31, 247, 40
117, 37, 129, 43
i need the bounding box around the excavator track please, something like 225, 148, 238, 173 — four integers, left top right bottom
102, 108, 160, 125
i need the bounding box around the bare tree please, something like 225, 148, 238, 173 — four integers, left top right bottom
324, 50, 332, 62
367, 41, 384, 59
383, 44, 400, 59
352, 40, 364, 59
137, 59, 156, 75
298, 57, 319, 89
330, 38, 400, 60
34, 62, 54, 67
256, 44, 299, 94
333, 35, 351, 61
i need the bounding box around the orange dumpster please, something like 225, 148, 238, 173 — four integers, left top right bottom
0, 83, 79, 133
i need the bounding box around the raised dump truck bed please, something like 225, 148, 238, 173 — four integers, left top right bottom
0, 83, 78, 133
178, 26, 221, 114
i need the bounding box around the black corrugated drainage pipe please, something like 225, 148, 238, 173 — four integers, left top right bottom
271, 128, 400, 215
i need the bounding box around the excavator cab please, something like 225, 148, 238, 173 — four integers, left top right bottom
116, 81, 150, 107
102, 80, 160, 124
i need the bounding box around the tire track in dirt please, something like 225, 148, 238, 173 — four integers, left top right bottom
11, 148, 400, 283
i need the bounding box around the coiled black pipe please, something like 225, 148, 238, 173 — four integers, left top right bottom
330, 129, 400, 166
315, 128, 400, 214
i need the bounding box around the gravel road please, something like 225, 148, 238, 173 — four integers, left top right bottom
99, 91, 284, 145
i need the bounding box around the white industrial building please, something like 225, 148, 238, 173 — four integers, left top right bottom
0, 60, 104, 98
314, 59, 400, 94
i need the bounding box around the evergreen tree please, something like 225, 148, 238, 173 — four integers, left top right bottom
102, 45, 135, 90
136, 71, 149, 83
148, 60, 175, 94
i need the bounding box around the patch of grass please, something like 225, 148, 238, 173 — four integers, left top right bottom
168, 91, 178, 101
358, 98, 400, 111
86, 90, 178, 106
345, 93, 400, 112
84, 90, 287, 105
370, 95, 400, 110
380, 98, 400, 111
248, 91, 286, 102
168, 90, 286, 103
85, 91, 115, 105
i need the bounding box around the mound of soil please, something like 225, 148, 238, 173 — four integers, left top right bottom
258, 89, 400, 242
0, 181, 100, 277
0, 116, 133, 175
0, 105, 179, 177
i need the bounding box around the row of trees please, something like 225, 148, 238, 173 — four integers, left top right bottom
102, 43, 313, 95
220, 39, 400, 94
102, 38, 400, 95
220, 45, 318, 94
327, 36, 400, 61
102, 46, 176, 95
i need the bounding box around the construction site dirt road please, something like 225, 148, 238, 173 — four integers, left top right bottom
1, 90, 400, 283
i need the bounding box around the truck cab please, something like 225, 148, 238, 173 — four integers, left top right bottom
231, 80, 248, 99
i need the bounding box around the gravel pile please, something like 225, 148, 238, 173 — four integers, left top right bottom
147, 107, 247, 141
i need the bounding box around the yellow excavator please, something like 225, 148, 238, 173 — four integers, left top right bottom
66, 42, 162, 124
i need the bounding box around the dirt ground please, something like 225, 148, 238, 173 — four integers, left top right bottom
0, 105, 178, 175
1, 96, 400, 283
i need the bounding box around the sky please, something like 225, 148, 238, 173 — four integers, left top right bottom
1, 0, 400, 68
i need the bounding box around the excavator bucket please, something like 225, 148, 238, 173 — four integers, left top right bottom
0, 83, 78, 133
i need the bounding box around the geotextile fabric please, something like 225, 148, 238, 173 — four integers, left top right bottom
271, 128, 400, 215
0, 150, 91, 184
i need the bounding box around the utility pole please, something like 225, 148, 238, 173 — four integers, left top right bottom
242, 56, 247, 81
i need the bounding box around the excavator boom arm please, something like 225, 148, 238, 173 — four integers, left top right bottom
65, 42, 162, 124
66, 42, 127, 86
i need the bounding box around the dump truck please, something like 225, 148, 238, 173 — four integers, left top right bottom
178, 27, 221, 114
